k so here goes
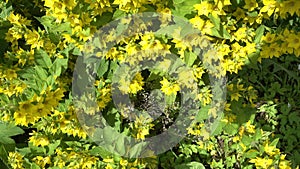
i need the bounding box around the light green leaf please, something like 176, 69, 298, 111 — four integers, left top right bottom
0, 5, 12, 19
171, 0, 199, 17
34, 16, 55, 33
129, 142, 147, 158
254, 25, 265, 43
34, 66, 48, 81
0, 122, 24, 145
209, 14, 221, 31
97, 59, 109, 78
196, 105, 210, 122
34, 49, 52, 68
175, 162, 205, 169
210, 27, 231, 40
244, 149, 259, 158
50, 58, 68, 77
90, 146, 113, 159
47, 140, 61, 155
184, 51, 197, 67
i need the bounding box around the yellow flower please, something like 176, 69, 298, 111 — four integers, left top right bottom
105, 164, 113, 169
160, 77, 180, 96
194, 1, 213, 16
129, 72, 144, 94
63, 0, 77, 10
197, 87, 212, 106
287, 32, 300, 49
8, 12, 22, 26
193, 65, 205, 80
260, 43, 281, 60
14, 101, 38, 126
245, 42, 257, 55
245, 121, 255, 133
260, 0, 278, 16
264, 142, 280, 156
279, 160, 292, 169
232, 136, 240, 142
190, 16, 205, 31
4, 68, 18, 81
249, 157, 273, 168
103, 158, 114, 163
132, 115, 154, 140
24, 29, 44, 49
231, 92, 241, 101
239, 126, 245, 136
243, 0, 258, 11
120, 159, 128, 166
262, 32, 276, 43
233, 8, 245, 21
29, 131, 50, 147
233, 27, 247, 41
8, 152, 24, 169
33, 156, 51, 168
279, 0, 300, 17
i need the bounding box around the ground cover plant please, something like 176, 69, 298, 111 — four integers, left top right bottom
0, 0, 300, 168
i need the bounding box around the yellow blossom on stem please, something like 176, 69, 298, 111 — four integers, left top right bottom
24, 29, 44, 49
243, 0, 258, 11
160, 77, 180, 96
260, 0, 278, 16
194, 1, 213, 16
249, 157, 273, 168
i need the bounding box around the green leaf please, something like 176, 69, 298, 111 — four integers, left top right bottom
34, 16, 55, 33
247, 11, 258, 17
196, 105, 210, 122
0, 144, 9, 169
35, 49, 52, 68
114, 134, 126, 156
208, 13, 231, 39
171, 0, 199, 17
254, 128, 262, 141
112, 9, 126, 20
175, 162, 205, 169
270, 138, 279, 147
51, 22, 71, 33
90, 146, 113, 159
210, 27, 231, 40
246, 52, 259, 70
93, 12, 113, 27
223, 123, 239, 135
184, 51, 197, 67
0, 122, 24, 145
31, 163, 41, 169
244, 149, 259, 158
72, 47, 82, 56
165, 93, 176, 105
0, 5, 12, 20
129, 142, 147, 158
97, 59, 109, 78
210, 118, 226, 136
254, 25, 265, 43
34, 66, 48, 81
209, 14, 221, 31
241, 135, 252, 146
47, 140, 61, 155
50, 58, 68, 77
